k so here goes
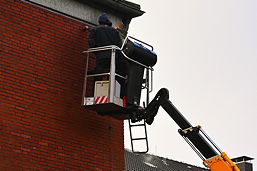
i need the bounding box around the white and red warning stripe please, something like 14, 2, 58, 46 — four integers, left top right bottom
94, 96, 108, 104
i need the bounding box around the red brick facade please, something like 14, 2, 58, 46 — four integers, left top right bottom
0, 0, 124, 170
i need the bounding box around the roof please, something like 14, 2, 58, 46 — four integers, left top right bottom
232, 156, 254, 163
125, 149, 209, 171
82, 0, 145, 18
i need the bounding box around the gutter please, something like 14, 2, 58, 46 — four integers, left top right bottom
83, 0, 145, 18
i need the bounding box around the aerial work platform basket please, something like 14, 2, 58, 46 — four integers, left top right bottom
81, 36, 157, 120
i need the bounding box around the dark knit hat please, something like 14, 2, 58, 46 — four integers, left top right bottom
98, 13, 112, 26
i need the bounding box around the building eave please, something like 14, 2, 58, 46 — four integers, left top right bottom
82, 0, 145, 18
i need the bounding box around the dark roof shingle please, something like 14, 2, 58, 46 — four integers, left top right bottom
125, 149, 209, 171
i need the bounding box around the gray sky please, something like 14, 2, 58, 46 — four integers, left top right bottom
124, 0, 257, 168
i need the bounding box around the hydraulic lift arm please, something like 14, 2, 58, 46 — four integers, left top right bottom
133, 88, 240, 171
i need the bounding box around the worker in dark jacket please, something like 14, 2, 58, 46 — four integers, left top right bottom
88, 13, 125, 75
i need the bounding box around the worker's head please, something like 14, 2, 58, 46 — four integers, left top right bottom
98, 13, 112, 26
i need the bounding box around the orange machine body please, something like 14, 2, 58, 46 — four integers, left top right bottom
204, 152, 240, 171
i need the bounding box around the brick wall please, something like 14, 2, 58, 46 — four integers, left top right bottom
0, 0, 124, 170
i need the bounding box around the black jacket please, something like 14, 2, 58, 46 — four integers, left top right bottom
88, 25, 122, 48
88, 25, 125, 75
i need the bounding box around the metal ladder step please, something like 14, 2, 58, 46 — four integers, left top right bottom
130, 124, 145, 127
